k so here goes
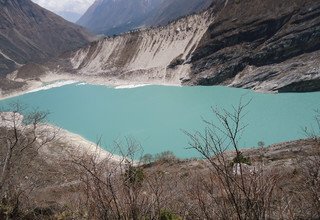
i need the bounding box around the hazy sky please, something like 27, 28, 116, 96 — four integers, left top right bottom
32, 0, 95, 15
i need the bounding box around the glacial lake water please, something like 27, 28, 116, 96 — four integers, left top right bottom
0, 83, 319, 158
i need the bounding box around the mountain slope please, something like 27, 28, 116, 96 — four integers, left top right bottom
77, 0, 213, 35
55, 11, 82, 23
0, 0, 93, 76
1, 8, 217, 97
144, 0, 213, 26
3, 0, 320, 96
188, 0, 320, 92
64, 0, 320, 92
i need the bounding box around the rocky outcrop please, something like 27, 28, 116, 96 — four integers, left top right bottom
0, 0, 93, 76
187, 0, 320, 92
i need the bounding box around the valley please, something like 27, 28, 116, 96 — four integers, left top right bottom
0, 0, 319, 219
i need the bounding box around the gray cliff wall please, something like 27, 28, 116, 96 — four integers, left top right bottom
188, 0, 320, 92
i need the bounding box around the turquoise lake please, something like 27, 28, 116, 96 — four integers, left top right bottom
0, 83, 319, 158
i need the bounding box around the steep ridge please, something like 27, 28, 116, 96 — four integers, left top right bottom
0, 0, 93, 76
77, 0, 213, 36
188, 0, 320, 92
49, 9, 218, 85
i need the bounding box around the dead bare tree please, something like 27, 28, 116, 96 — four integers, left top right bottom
294, 110, 320, 219
0, 102, 56, 218
117, 139, 148, 220
70, 146, 123, 219
303, 109, 320, 143
71, 138, 153, 220
145, 169, 167, 218
298, 152, 320, 218
185, 100, 279, 220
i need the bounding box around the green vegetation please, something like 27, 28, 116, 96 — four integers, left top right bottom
160, 210, 182, 220
141, 153, 154, 164
155, 151, 177, 163
257, 141, 265, 148
231, 152, 251, 166
124, 165, 145, 186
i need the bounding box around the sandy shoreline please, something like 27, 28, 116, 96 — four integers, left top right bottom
0, 111, 124, 163
0, 73, 182, 101
43, 123, 124, 163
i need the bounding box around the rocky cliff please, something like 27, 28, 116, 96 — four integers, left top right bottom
0, 0, 93, 76
188, 0, 320, 92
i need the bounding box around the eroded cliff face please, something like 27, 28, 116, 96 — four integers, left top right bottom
188, 0, 320, 92
64, 11, 215, 84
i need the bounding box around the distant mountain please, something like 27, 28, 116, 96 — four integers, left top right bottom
77, 0, 213, 35
0, 0, 93, 76
56, 11, 83, 23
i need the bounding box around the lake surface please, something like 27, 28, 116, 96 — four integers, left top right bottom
0, 83, 319, 158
